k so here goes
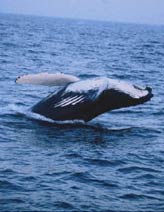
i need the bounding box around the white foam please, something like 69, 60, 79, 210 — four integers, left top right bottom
22, 109, 85, 125
30, 113, 85, 125
25, 110, 55, 123
0, 104, 26, 115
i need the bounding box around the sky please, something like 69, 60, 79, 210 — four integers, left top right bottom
0, 0, 164, 25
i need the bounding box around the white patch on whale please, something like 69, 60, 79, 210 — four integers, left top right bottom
65, 77, 149, 99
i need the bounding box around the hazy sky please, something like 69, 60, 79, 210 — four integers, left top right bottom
0, 0, 164, 25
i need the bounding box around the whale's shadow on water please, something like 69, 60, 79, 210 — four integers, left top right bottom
20, 109, 159, 145
25, 117, 135, 146
26, 113, 137, 139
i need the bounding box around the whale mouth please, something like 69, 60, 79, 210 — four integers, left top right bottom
146, 86, 152, 93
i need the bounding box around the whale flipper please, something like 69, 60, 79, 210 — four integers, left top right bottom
16, 72, 79, 86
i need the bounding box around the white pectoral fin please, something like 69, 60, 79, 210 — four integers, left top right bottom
15, 72, 80, 86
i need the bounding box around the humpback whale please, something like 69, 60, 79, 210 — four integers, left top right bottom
16, 73, 153, 122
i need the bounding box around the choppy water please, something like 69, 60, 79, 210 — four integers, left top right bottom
0, 13, 164, 211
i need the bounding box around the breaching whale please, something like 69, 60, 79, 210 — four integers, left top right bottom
16, 73, 153, 122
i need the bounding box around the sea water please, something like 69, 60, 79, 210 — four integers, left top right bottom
0, 13, 164, 211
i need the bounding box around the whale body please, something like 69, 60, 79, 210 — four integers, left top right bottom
31, 77, 153, 122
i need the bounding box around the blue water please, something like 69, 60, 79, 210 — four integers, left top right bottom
0, 13, 164, 211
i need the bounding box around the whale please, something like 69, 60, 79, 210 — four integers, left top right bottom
16, 73, 153, 122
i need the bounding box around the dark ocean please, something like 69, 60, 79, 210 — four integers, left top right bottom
0, 13, 164, 211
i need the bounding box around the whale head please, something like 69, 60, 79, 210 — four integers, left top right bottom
98, 79, 153, 112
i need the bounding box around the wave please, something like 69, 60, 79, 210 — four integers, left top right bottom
118, 165, 160, 174
119, 193, 161, 201
0, 104, 26, 116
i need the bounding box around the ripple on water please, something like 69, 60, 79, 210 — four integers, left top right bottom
119, 193, 162, 201
117, 165, 161, 174
0, 180, 23, 191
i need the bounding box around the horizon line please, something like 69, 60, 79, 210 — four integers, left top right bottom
1, 11, 164, 27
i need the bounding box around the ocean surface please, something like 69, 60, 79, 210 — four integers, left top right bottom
0, 13, 164, 211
